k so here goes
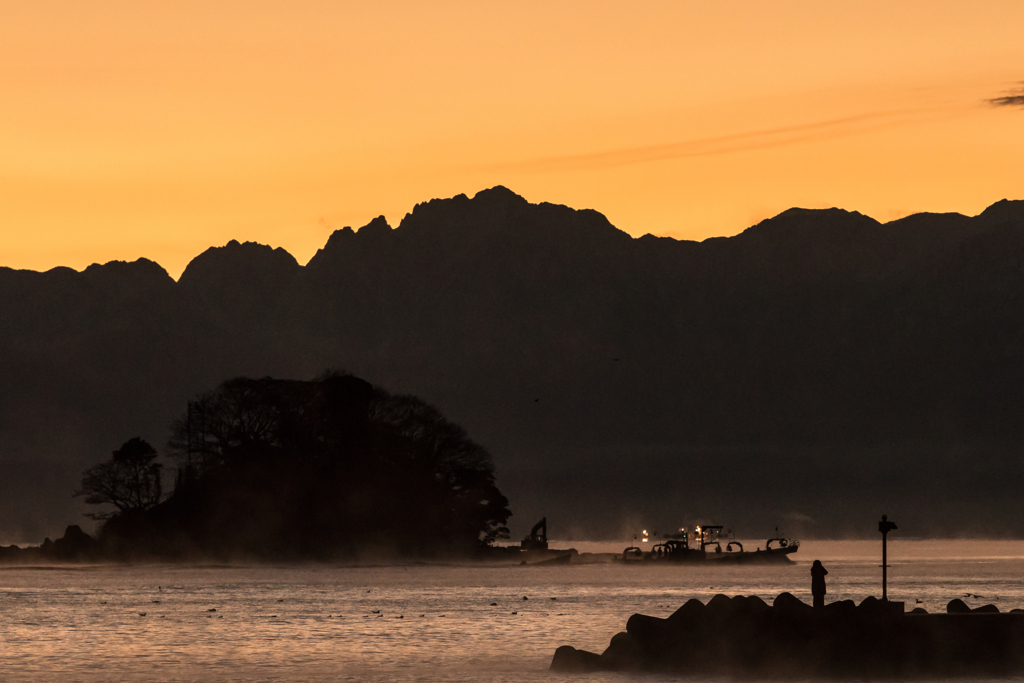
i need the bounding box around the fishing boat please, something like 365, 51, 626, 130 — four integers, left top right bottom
622, 525, 799, 563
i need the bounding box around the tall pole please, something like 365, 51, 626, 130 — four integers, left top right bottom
882, 528, 888, 600
186, 400, 192, 470
878, 514, 897, 601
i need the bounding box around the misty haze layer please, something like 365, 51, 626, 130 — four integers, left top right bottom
1, 187, 1022, 542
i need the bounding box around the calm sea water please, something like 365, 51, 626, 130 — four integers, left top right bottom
2, 540, 1024, 682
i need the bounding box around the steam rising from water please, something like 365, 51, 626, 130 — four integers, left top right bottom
3, 541, 1024, 681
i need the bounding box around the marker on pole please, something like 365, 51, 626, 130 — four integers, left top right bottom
878, 514, 897, 600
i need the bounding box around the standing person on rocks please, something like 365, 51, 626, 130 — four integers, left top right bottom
811, 559, 828, 608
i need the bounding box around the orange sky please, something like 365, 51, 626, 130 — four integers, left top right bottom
2, 1, 1023, 278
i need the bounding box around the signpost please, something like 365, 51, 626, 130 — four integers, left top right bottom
878, 514, 897, 600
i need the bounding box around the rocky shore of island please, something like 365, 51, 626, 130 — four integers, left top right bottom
0, 525, 101, 563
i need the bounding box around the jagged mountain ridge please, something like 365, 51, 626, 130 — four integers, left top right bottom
1, 186, 1023, 541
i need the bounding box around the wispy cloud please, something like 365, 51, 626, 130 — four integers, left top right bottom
480, 107, 942, 173
987, 83, 1024, 108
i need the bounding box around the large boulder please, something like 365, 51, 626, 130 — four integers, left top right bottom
947, 598, 971, 614
731, 594, 771, 617
668, 597, 706, 621
773, 591, 812, 616
824, 598, 857, 616
549, 645, 601, 672
599, 631, 644, 670
50, 525, 100, 560
625, 612, 673, 647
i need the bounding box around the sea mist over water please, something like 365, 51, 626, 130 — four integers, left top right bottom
3, 540, 1024, 682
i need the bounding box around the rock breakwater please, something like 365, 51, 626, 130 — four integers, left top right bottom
551, 593, 1024, 677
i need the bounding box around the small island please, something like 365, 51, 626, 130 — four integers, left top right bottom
0, 372, 512, 562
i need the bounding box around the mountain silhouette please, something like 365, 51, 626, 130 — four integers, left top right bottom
2, 187, 1023, 542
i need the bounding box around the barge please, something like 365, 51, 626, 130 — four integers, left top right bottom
623, 525, 799, 564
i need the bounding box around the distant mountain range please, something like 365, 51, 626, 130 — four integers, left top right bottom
2, 186, 1023, 542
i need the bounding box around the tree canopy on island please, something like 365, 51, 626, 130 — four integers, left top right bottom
74, 437, 163, 520
91, 372, 511, 559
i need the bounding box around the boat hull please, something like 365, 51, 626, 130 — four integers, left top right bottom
622, 542, 798, 564
707, 545, 798, 563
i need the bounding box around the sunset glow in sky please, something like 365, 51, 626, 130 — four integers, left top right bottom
2, 1, 1023, 278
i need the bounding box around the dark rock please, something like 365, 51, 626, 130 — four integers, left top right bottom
910, 607, 928, 614
549, 645, 601, 672
731, 594, 770, 617
706, 593, 734, 615
773, 591, 812, 615
599, 631, 644, 670
626, 613, 672, 645
50, 525, 100, 560
856, 595, 903, 616
824, 599, 857, 616
973, 604, 1000, 613
744, 594, 771, 611
668, 597, 707, 623
947, 598, 971, 614
0, 544, 24, 562
859, 595, 881, 609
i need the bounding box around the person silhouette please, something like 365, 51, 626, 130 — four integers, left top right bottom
811, 559, 828, 608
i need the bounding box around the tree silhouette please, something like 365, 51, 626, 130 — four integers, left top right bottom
367, 393, 511, 547
75, 437, 163, 520
151, 372, 511, 558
